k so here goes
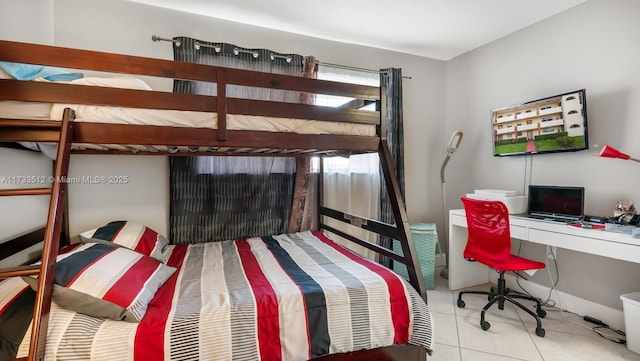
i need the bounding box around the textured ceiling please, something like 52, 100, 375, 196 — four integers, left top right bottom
131, 0, 586, 60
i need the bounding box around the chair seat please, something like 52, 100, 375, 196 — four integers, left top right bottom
486, 253, 546, 273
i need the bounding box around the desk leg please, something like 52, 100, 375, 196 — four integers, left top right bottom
448, 223, 491, 290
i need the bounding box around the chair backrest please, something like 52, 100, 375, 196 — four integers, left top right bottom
460, 196, 512, 269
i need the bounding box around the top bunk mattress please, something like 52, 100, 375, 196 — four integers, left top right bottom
0, 76, 376, 137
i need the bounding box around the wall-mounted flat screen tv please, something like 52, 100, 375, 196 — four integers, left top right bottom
491, 89, 588, 157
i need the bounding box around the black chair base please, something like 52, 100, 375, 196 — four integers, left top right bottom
456, 272, 546, 337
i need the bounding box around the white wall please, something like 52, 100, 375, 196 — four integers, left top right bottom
66, 155, 169, 237
445, 0, 640, 311
0, 0, 55, 266
0, 147, 52, 267
0, 0, 53, 45
0, 148, 51, 239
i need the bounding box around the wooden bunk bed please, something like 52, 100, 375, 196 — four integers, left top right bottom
0, 40, 432, 361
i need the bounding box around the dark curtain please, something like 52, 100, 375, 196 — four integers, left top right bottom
379, 68, 405, 267
170, 37, 304, 244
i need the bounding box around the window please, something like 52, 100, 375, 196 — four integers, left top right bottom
315, 64, 382, 259
315, 66, 380, 107
315, 65, 380, 173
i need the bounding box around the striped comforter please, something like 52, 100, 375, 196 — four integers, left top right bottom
18, 231, 433, 360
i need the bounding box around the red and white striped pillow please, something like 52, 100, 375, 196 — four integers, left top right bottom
79, 221, 169, 261
23, 242, 176, 322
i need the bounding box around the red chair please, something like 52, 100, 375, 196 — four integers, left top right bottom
457, 196, 547, 337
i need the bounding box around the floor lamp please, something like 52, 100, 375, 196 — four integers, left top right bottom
439, 130, 463, 280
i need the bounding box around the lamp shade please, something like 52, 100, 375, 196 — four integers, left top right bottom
599, 145, 630, 160
598, 144, 639, 163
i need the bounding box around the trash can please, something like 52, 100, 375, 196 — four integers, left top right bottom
392, 223, 438, 290
621, 292, 640, 354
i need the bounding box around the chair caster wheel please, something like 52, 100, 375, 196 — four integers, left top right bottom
481, 320, 491, 331
535, 327, 545, 337
457, 299, 465, 308
537, 308, 547, 318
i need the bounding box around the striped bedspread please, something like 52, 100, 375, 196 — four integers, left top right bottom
18, 231, 433, 360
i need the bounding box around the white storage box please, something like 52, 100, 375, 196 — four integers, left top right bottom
465, 190, 527, 214
474, 189, 519, 197
621, 292, 640, 354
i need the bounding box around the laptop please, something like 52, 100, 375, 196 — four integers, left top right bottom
522, 185, 585, 223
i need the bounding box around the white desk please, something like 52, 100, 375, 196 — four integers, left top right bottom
448, 209, 640, 290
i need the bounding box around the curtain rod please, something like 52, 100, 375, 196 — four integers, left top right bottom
151, 35, 411, 79
315, 61, 412, 79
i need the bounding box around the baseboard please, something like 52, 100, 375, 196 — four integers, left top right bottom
498, 273, 625, 331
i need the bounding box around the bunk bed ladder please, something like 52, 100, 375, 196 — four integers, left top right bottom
0, 110, 74, 361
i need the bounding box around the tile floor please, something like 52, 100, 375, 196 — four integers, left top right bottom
427, 266, 640, 361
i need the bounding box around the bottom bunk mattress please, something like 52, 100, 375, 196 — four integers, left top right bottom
2, 231, 433, 361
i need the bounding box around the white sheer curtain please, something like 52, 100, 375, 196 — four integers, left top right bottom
197, 156, 294, 175
316, 65, 381, 259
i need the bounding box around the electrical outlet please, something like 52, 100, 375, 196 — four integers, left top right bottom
546, 245, 557, 260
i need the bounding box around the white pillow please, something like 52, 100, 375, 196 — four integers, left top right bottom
70, 76, 152, 90
49, 77, 152, 120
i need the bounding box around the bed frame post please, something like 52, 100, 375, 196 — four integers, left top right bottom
288, 157, 314, 232
378, 80, 425, 299
317, 156, 325, 232
378, 140, 427, 299
30, 110, 73, 361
